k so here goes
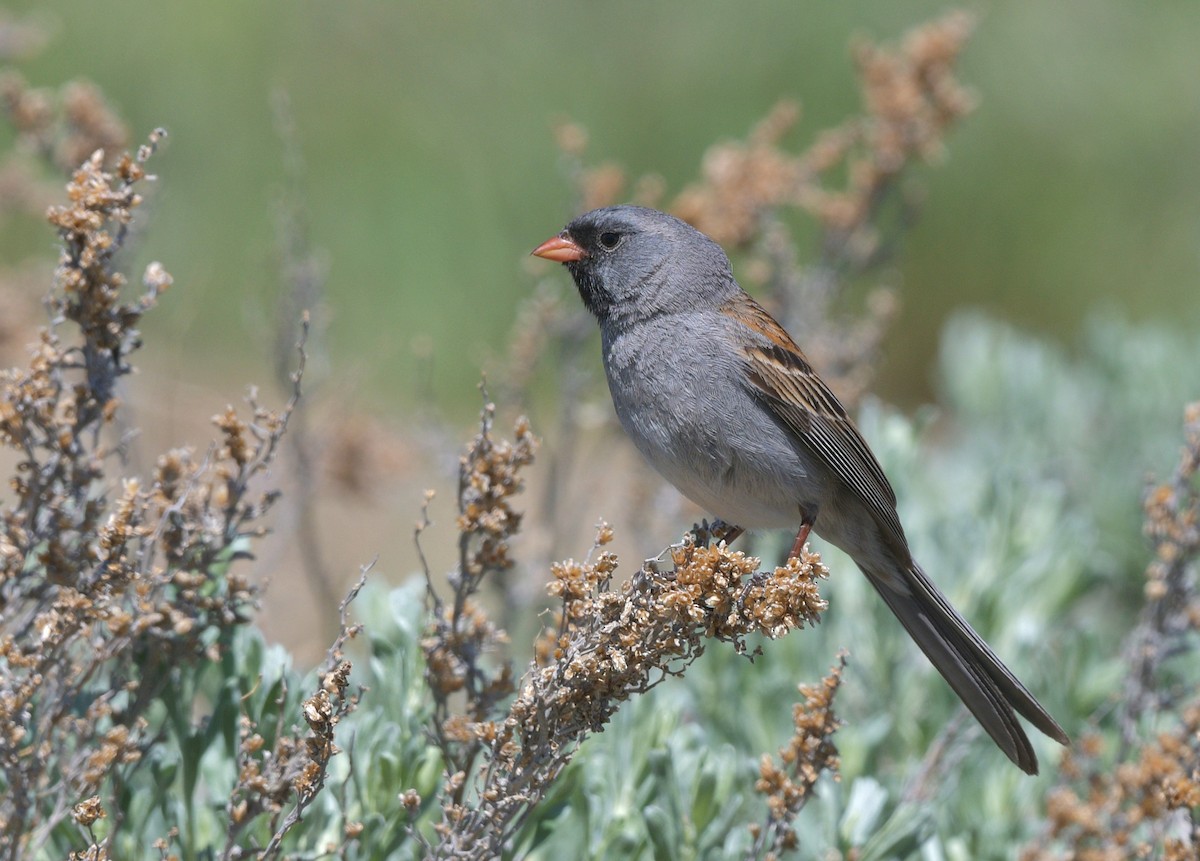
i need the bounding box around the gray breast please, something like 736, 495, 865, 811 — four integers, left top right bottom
600, 315, 823, 529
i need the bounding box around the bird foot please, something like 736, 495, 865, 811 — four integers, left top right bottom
692, 518, 744, 548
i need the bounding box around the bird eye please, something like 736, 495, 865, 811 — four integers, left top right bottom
598, 231, 622, 251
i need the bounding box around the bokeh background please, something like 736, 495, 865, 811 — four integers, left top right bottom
2, 0, 1198, 658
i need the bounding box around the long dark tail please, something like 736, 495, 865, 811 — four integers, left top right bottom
865, 562, 1069, 774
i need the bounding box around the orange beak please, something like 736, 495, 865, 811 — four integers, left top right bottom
531, 233, 586, 263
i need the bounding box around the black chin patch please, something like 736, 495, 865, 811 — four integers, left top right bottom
567, 261, 611, 320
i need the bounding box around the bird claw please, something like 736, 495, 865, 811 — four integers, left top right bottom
690, 518, 744, 548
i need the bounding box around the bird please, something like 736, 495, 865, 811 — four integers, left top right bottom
531, 204, 1068, 774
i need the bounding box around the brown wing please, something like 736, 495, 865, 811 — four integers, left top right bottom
719, 294, 906, 550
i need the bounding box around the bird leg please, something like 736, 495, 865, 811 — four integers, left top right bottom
788, 519, 814, 560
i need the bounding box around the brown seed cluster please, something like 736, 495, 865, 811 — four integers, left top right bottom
539, 537, 827, 696
0, 72, 128, 174
538, 538, 827, 674
455, 409, 537, 583
749, 656, 846, 860
71, 796, 105, 828
47, 135, 168, 422
1027, 711, 1200, 861
672, 10, 975, 251
1, 27, 124, 360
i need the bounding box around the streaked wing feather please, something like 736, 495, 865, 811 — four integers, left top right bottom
719, 296, 904, 546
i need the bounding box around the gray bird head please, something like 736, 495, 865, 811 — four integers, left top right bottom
532, 205, 736, 327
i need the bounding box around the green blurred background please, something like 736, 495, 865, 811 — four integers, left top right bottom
3, 0, 1197, 416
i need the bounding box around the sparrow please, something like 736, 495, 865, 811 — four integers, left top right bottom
532, 205, 1068, 774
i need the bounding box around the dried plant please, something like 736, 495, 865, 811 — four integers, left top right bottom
219, 568, 367, 861
0, 71, 128, 174
1022, 403, 1200, 860
1120, 402, 1200, 742
1, 23, 131, 378
0, 119, 359, 857
417, 406, 830, 859
0, 134, 144, 851
418, 399, 532, 817
747, 655, 846, 861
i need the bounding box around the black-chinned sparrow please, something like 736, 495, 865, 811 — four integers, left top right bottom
532, 205, 1068, 774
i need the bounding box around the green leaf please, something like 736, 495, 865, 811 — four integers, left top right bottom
644, 804, 679, 861
839, 777, 888, 846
